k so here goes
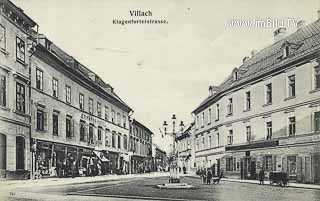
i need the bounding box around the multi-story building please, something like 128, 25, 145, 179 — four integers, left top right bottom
176, 123, 195, 174
129, 119, 153, 173
152, 143, 167, 172
0, 0, 38, 179
192, 16, 320, 183
30, 35, 132, 177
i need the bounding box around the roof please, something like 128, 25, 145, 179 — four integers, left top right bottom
152, 143, 166, 154
2, 0, 37, 27
35, 35, 133, 112
176, 123, 194, 140
193, 19, 320, 114
132, 119, 153, 135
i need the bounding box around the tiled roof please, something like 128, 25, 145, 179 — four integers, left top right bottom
193, 19, 320, 114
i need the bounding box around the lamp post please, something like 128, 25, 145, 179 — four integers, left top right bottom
162, 114, 184, 183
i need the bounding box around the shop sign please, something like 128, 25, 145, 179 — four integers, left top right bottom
81, 113, 106, 127
226, 140, 279, 151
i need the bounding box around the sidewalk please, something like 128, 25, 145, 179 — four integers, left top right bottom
0, 171, 169, 190
188, 174, 320, 190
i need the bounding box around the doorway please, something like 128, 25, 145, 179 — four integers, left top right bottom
16, 136, 25, 170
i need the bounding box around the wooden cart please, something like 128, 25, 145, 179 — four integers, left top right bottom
269, 171, 289, 187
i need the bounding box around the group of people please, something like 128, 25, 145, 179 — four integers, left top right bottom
198, 168, 223, 185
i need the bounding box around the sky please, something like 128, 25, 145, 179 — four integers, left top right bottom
12, 0, 319, 152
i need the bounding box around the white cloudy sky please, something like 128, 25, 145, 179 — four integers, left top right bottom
13, 0, 318, 152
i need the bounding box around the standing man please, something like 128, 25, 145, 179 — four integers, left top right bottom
207, 168, 213, 185
259, 169, 265, 185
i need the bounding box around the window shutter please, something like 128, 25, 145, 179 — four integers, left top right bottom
44, 112, 48, 131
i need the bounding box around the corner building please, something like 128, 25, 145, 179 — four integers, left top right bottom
30, 36, 132, 177
0, 0, 38, 179
192, 18, 320, 183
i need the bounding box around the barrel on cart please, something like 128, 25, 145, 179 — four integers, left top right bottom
269, 171, 289, 187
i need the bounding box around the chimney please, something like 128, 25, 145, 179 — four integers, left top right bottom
274, 27, 286, 43
297, 20, 306, 30
242, 56, 250, 64
251, 50, 257, 57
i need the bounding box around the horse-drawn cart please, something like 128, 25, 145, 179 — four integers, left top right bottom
269, 171, 289, 187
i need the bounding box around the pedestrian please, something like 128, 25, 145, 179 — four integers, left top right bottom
207, 168, 213, 185
202, 168, 207, 184
259, 169, 265, 185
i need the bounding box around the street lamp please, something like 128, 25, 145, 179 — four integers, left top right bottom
161, 114, 184, 183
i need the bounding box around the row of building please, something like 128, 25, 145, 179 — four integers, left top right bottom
177, 13, 320, 184
0, 0, 166, 179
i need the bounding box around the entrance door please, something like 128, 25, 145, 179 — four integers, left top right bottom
250, 160, 256, 179
240, 159, 244, 179
16, 136, 25, 170
216, 159, 220, 176
314, 154, 320, 183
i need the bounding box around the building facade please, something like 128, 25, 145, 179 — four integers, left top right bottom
152, 143, 167, 172
30, 35, 132, 177
176, 123, 195, 174
192, 17, 320, 183
0, 0, 38, 179
129, 119, 153, 173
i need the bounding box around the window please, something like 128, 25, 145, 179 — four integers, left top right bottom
80, 121, 86, 141
287, 156, 297, 176
245, 91, 251, 111
288, 75, 296, 97
216, 104, 220, 121
266, 121, 272, 140
208, 108, 212, 124
0, 25, 5, 50
118, 134, 121, 148
79, 93, 84, 110
233, 70, 238, 81
111, 110, 115, 123
264, 155, 273, 171
65, 85, 71, 104
265, 83, 272, 104
314, 112, 320, 132
52, 78, 58, 98
124, 135, 128, 150
226, 157, 235, 171
315, 66, 320, 89
53, 112, 59, 136
16, 83, 25, 113
112, 132, 116, 148
208, 136, 212, 148
246, 126, 251, 142
0, 76, 6, 107
36, 69, 43, 90
197, 116, 200, 128
16, 37, 25, 63
201, 112, 204, 127
66, 115, 73, 138
202, 137, 205, 149
117, 112, 121, 125
228, 130, 233, 145
89, 98, 93, 114
97, 102, 102, 117
123, 115, 127, 128
105, 129, 110, 146
105, 106, 109, 120
36, 109, 47, 131
216, 133, 220, 147
227, 98, 233, 115
88, 124, 94, 144
98, 127, 102, 142
288, 117, 296, 136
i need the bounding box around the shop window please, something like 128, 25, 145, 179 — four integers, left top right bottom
36, 68, 43, 91
16, 36, 25, 63
0, 24, 5, 50
288, 117, 296, 136
264, 155, 273, 171
226, 157, 235, 171
0, 75, 6, 107
16, 82, 25, 113
287, 156, 297, 177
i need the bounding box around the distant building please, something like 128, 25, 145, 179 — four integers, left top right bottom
0, 0, 38, 179
129, 119, 153, 173
152, 143, 167, 172
192, 17, 320, 183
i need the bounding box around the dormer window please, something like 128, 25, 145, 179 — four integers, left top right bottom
283, 45, 290, 58
233, 68, 239, 81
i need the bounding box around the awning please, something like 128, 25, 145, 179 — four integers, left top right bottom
93, 150, 110, 162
